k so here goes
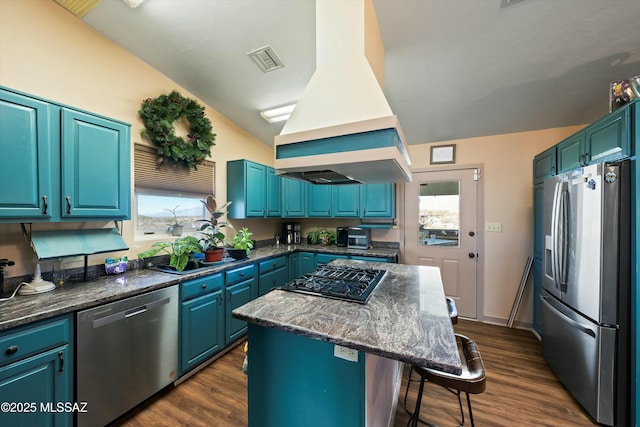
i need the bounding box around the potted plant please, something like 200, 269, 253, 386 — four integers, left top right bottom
197, 195, 231, 262
165, 205, 183, 236
227, 227, 254, 260
138, 235, 203, 271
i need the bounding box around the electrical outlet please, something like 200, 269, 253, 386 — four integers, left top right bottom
334, 345, 358, 362
485, 222, 502, 232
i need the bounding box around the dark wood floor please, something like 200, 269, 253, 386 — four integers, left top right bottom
117, 320, 596, 426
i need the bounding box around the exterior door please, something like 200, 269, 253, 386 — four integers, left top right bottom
404, 168, 479, 318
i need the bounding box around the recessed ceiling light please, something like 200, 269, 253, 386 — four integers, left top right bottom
260, 104, 296, 124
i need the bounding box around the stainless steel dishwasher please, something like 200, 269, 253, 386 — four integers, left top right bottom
77, 286, 178, 427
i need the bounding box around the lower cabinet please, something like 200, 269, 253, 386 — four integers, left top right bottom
288, 253, 300, 281
180, 274, 224, 376
258, 256, 288, 296
225, 264, 256, 345
298, 252, 316, 276
0, 314, 73, 427
350, 255, 397, 263
315, 253, 349, 268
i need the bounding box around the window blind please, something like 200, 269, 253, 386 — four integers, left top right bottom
134, 143, 214, 195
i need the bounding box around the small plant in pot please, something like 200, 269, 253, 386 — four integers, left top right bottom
227, 227, 254, 260
138, 235, 203, 272
165, 205, 183, 236
197, 195, 231, 262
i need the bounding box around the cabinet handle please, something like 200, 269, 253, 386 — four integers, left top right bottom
550, 166, 555, 175
328, 207, 331, 215
57, 351, 64, 373
227, 290, 231, 302
42, 195, 48, 215
65, 196, 71, 215
5, 345, 18, 355
356, 208, 359, 216
201, 284, 206, 289
218, 295, 222, 306
240, 273, 244, 277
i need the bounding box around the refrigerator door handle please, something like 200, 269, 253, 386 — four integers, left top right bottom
558, 188, 569, 288
541, 295, 596, 338
550, 182, 561, 289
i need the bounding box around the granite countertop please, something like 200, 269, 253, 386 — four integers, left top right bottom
0, 244, 398, 332
232, 259, 462, 375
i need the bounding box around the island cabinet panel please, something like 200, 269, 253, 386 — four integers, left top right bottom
258, 256, 288, 296
0, 90, 53, 219
61, 108, 130, 219
0, 87, 131, 222
179, 274, 224, 375
0, 314, 73, 427
248, 325, 366, 427
227, 160, 281, 219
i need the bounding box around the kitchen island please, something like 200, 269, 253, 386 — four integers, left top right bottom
232, 260, 460, 427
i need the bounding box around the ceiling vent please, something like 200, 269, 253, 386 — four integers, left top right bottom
247, 45, 285, 73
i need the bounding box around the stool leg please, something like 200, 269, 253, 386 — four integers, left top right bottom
455, 389, 465, 427
403, 366, 414, 412
409, 377, 425, 427
466, 392, 474, 427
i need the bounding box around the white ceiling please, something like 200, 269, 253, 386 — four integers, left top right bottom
81, 0, 640, 147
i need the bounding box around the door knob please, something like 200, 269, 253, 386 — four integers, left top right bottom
468, 253, 476, 259
468, 231, 475, 237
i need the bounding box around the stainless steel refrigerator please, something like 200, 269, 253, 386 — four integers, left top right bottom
541, 160, 630, 427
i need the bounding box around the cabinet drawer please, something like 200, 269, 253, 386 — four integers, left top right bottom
316, 253, 348, 266
258, 256, 287, 274
226, 264, 256, 286
0, 314, 71, 367
181, 273, 224, 301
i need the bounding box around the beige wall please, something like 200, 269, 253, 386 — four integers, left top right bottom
408, 125, 585, 325
0, 0, 277, 277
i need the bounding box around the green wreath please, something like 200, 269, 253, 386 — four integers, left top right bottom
139, 91, 216, 170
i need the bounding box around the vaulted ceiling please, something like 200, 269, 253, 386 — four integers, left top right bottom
81, 0, 640, 147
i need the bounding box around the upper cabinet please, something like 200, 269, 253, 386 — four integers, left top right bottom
281, 177, 306, 218
0, 87, 131, 222
360, 183, 395, 218
533, 146, 557, 185
227, 160, 281, 219
332, 185, 360, 217
307, 184, 332, 217
557, 107, 631, 174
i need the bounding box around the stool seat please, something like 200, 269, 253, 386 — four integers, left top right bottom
415, 334, 486, 394
408, 333, 487, 427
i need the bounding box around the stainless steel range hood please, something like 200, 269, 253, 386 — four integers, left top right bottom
274, 0, 412, 184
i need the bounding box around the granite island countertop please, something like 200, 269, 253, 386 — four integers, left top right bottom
233, 259, 462, 375
0, 244, 398, 331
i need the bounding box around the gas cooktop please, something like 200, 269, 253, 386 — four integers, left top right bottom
279, 265, 387, 304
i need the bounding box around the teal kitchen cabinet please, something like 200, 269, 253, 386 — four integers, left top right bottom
557, 107, 630, 173
281, 178, 306, 217
258, 256, 288, 296
0, 89, 53, 219
333, 185, 360, 217
0, 87, 131, 221
315, 253, 349, 268
350, 255, 397, 263
0, 314, 73, 427
298, 252, 316, 276
225, 264, 256, 345
61, 108, 130, 219
180, 273, 225, 375
361, 183, 395, 218
307, 184, 332, 217
532, 183, 545, 335
533, 146, 556, 184
227, 160, 281, 219
288, 253, 300, 281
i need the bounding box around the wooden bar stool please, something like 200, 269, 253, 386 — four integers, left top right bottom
408, 333, 486, 427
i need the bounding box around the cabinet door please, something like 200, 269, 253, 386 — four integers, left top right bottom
0, 90, 54, 219
307, 185, 332, 217
61, 108, 130, 219
533, 184, 545, 260
0, 345, 72, 427
332, 185, 360, 217
288, 253, 300, 281
282, 178, 306, 217
180, 290, 224, 374
557, 132, 585, 173
315, 253, 349, 267
258, 267, 288, 296
266, 167, 282, 217
361, 183, 395, 218
533, 147, 556, 184
226, 280, 253, 344
299, 252, 316, 276
585, 107, 630, 164
532, 257, 542, 335
245, 162, 266, 217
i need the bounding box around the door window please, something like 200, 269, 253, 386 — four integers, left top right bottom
418, 181, 460, 247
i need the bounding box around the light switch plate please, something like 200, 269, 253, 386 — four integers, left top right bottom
486, 222, 502, 232
334, 344, 358, 362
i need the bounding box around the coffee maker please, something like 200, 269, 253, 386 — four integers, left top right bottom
282, 222, 301, 245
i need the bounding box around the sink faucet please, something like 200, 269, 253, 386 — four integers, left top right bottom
0, 259, 15, 294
